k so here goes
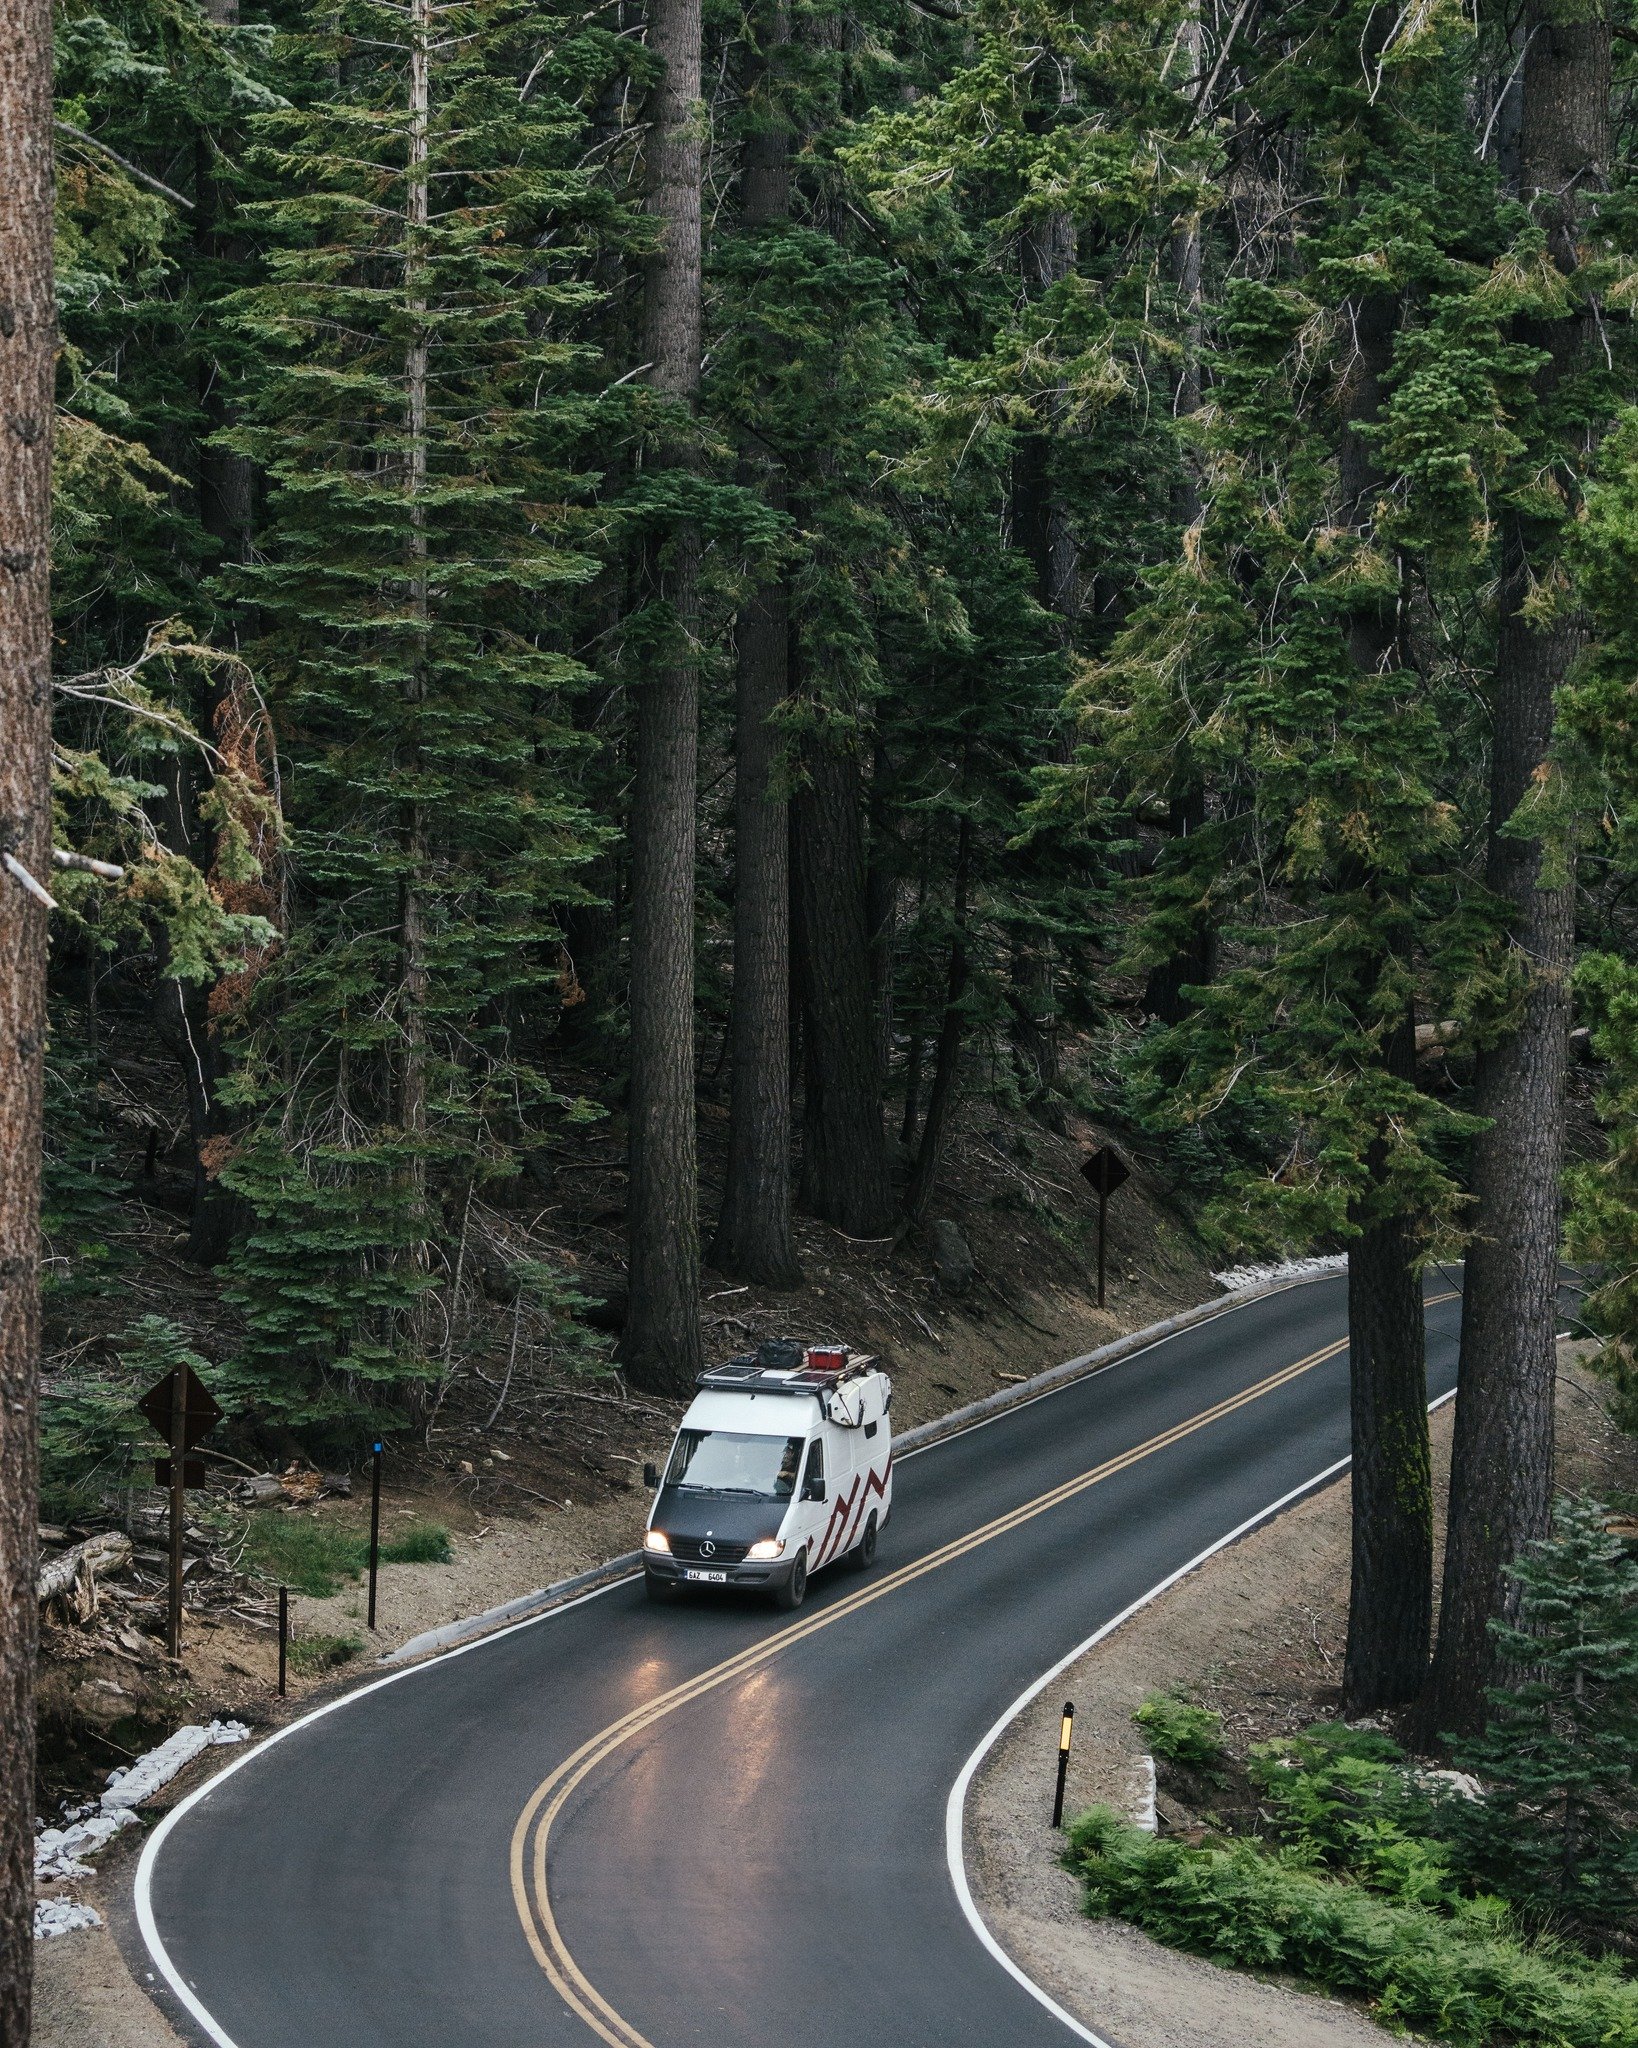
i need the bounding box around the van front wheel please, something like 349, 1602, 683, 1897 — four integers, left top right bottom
774, 1551, 808, 1613
847, 1512, 878, 1573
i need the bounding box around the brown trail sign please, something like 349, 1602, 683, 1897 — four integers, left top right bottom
139, 1365, 222, 1658
1080, 1145, 1130, 1309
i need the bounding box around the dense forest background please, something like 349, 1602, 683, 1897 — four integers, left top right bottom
30, 0, 1638, 1717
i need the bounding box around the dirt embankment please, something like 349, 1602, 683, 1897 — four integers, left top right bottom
965, 1345, 1636, 2048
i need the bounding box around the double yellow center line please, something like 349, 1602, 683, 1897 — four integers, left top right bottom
511, 1304, 1452, 2048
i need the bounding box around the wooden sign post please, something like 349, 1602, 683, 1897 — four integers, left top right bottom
139, 1364, 222, 1659
1080, 1145, 1131, 1309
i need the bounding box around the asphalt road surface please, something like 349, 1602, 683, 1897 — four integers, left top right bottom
139, 1271, 1474, 2048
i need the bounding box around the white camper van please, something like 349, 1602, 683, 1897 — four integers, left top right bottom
641, 1341, 893, 1612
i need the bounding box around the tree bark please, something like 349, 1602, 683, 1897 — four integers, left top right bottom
395, 0, 432, 1331
1330, 275, 1438, 1711
1427, 0, 1607, 1738
0, 0, 53, 2020
1344, 1020, 1433, 1712
194, 0, 255, 568
792, 729, 894, 1238
711, 11, 798, 1287
1142, 82, 1213, 1026
902, 809, 971, 1230
1014, 205, 1078, 631
622, 0, 705, 1389
712, 506, 799, 1282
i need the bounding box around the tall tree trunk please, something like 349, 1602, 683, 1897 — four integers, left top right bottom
902, 810, 971, 1229
195, 0, 255, 567
712, 10, 799, 1287
1427, 0, 1607, 1737
397, 0, 431, 1311
0, 0, 53, 2022
1335, 281, 1436, 1711
622, 0, 705, 1389
793, 728, 894, 1238
1014, 204, 1078, 631
1344, 1018, 1433, 1712
557, 65, 632, 1051
1143, 80, 1213, 1028
865, 741, 897, 1093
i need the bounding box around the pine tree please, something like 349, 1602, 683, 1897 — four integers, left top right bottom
1448, 1497, 1638, 1936
1043, 0, 1512, 1707
1430, 0, 1614, 1737
710, 0, 801, 1289
215, 0, 610, 1428
620, 0, 707, 1392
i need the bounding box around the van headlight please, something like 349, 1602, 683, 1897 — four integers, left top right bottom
747, 1537, 785, 1561
644, 1529, 670, 1553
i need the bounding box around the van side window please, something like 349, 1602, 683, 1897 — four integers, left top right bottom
803, 1439, 824, 1490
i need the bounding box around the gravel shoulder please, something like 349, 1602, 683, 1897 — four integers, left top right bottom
964, 1344, 1634, 2048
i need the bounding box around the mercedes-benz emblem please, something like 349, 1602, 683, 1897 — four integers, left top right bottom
700, 1539, 716, 1558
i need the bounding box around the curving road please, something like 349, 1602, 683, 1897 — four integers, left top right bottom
136, 1272, 1472, 2048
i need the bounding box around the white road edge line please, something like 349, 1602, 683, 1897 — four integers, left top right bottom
943, 1388, 1460, 2048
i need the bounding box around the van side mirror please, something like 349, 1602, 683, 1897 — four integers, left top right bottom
802, 1476, 826, 1503
643, 1462, 660, 1490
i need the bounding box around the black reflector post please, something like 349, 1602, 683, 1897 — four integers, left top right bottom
1052, 1701, 1075, 1828
367, 1440, 383, 1630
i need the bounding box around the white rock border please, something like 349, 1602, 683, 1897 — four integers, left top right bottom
35, 1719, 248, 1938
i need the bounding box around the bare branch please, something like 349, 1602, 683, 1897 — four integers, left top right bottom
54, 121, 195, 210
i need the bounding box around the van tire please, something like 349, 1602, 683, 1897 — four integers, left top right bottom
847, 1512, 878, 1572
644, 1571, 674, 1604
774, 1552, 808, 1612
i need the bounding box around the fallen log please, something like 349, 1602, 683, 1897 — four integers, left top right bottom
39, 1532, 133, 1620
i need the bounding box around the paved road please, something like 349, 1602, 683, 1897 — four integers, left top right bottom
140, 1272, 1470, 2048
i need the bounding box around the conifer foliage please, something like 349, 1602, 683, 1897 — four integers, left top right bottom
214, 0, 609, 1423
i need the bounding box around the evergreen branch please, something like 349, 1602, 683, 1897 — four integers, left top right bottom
53, 121, 194, 211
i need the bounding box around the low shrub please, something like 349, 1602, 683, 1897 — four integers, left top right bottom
1249, 1724, 1454, 1905
1134, 1692, 1230, 1780
380, 1522, 454, 1567
288, 1632, 363, 1674
1065, 1808, 1638, 2048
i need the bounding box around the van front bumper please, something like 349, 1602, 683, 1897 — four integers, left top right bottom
643, 1553, 797, 1592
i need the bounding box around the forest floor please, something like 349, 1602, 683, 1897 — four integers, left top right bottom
966, 1340, 1637, 2048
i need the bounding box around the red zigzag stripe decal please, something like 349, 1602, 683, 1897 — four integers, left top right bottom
813, 1453, 892, 1569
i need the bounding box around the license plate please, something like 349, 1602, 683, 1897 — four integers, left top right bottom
684, 1568, 727, 1583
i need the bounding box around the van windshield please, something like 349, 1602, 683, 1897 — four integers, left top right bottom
663, 1430, 805, 1499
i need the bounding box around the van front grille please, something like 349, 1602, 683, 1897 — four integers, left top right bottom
670, 1536, 750, 1564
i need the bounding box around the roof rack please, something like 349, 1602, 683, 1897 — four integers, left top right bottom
695, 1343, 875, 1397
